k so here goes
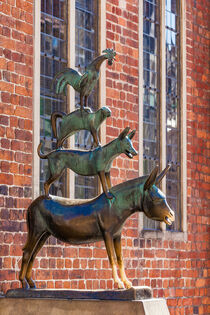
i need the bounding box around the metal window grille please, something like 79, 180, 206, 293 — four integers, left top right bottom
74, 0, 99, 199
165, 0, 181, 231
143, 0, 161, 230
40, 0, 68, 197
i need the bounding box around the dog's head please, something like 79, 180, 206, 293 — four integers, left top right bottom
118, 127, 138, 158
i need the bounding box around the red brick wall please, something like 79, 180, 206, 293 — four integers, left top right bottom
0, 0, 209, 314
0, 0, 33, 289
106, 0, 139, 186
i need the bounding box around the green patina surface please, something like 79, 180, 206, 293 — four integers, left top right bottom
52, 48, 116, 97
51, 106, 111, 148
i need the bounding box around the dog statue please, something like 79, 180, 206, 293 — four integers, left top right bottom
37, 127, 137, 199
51, 106, 111, 148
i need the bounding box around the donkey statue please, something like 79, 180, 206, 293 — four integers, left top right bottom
19, 165, 174, 290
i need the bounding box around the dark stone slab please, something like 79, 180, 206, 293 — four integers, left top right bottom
0, 292, 4, 298
6, 286, 152, 301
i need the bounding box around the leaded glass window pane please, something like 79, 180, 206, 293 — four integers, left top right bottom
40, 0, 68, 196
75, 0, 98, 199
165, 0, 181, 231
143, 0, 160, 230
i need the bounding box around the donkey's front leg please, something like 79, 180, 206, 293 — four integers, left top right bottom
103, 232, 124, 289
114, 235, 132, 289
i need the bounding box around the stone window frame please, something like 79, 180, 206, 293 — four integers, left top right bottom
138, 0, 187, 237
32, 0, 106, 199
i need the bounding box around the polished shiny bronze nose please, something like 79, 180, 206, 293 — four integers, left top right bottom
170, 209, 175, 220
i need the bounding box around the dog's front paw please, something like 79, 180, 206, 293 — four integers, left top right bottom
105, 191, 114, 199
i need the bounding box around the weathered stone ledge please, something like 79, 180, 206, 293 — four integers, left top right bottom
5, 286, 152, 301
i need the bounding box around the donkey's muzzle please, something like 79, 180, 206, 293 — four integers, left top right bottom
164, 209, 175, 225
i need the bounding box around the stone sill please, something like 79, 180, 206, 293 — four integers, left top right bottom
140, 230, 188, 242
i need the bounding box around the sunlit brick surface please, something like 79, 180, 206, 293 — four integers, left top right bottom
0, 1, 209, 314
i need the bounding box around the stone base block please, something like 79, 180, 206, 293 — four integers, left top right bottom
0, 297, 170, 315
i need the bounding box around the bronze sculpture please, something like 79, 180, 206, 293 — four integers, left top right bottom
19, 166, 175, 290
52, 48, 116, 110
51, 106, 111, 148
17, 46, 176, 294
37, 127, 137, 198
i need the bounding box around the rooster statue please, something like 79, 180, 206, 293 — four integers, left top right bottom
52, 48, 116, 111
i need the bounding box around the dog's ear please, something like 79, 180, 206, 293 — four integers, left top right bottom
118, 127, 130, 140
128, 129, 136, 140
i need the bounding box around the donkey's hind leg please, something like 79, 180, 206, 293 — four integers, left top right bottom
19, 231, 47, 289
25, 232, 50, 288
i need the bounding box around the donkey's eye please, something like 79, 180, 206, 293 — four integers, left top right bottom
150, 194, 163, 202
150, 195, 157, 201
149, 191, 158, 200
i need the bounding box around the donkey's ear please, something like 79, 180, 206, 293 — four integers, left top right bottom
118, 127, 130, 140
144, 166, 159, 191
128, 129, 136, 140
156, 164, 171, 185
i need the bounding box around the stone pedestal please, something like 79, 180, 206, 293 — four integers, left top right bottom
0, 288, 170, 315
0, 298, 170, 315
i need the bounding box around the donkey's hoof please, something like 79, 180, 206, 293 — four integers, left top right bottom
20, 278, 29, 289
27, 278, 36, 288
116, 280, 124, 289
124, 280, 132, 289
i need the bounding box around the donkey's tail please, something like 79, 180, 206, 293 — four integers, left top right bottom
51, 111, 66, 138
37, 142, 49, 159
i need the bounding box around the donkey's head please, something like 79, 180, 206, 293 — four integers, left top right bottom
118, 127, 138, 159
142, 165, 175, 225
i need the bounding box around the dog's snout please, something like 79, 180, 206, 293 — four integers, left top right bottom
133, 149, 138, 156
